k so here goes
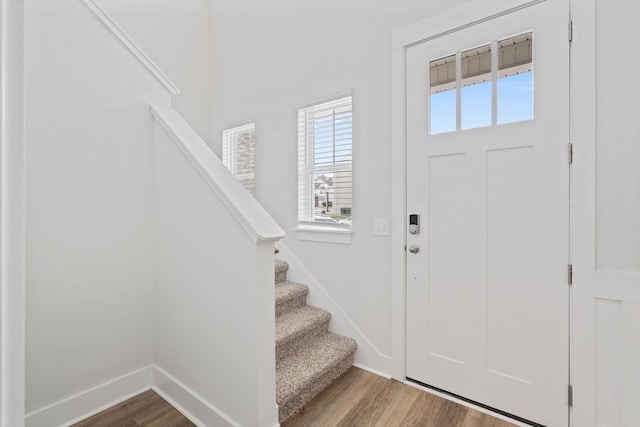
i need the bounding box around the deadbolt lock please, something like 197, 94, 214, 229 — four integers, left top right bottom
409, 214, 420, 234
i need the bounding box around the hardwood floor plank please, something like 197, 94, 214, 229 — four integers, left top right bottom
461, 409, 518, 427
142, 411, 193, 427
432, 399, 470, 427
336, 379, 418, 427
367, 381, 423, 427
282, 367, 382, 426
72, 390, 194, 427
333, 374, 395, 427
284, 367, 518, 427
75, 368, 518, 427
398, 390, 444, 427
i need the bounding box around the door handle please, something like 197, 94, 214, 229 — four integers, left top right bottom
408, 244, 420, 254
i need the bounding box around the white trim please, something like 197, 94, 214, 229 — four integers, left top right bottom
294, 88, 354, 111
569, 1, 596, 426
390, 43, 407, 382
152, 366, 237, 427
352, 363, 392, 380
25, 366, 154, 427
295, 226, 352, 245
404, 380, 532, 427
151, 104, 285, 244
22, 365, 248, 427
80, 0, 180, 96
392, 0, 543, 49
297, 94, 353, 230
276, 241, 393, 374
1, 0, 26, 425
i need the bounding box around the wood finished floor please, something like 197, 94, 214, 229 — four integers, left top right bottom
72, 389, 195, 427
75, 368, 517, 426
282, 367, 517, 427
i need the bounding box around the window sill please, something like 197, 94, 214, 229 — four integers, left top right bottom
295, 225, 353, 244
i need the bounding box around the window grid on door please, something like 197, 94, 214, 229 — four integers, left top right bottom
429, 32, 533, 135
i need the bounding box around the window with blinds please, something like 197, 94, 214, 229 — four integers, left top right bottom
298, 95, 353, 228
222, 123, 256, 195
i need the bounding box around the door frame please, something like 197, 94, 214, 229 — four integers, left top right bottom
1, 0, 26, 425
570, 1, 640, 426
390, 0, 573, 422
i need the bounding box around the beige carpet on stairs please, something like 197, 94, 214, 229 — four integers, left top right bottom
274, 260, 357, 422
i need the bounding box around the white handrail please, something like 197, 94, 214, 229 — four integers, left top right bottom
81, 0, 180, 96
150, 104, 285, 243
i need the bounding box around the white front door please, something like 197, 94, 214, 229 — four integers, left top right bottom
405, 2, 570, 426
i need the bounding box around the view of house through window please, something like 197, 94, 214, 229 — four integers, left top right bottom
430, 32, 533, 134
222, 123, 256, 195
298, 95, 353, 228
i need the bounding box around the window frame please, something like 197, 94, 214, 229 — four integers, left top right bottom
296, 93, 354, 243
222, 122, 256, 195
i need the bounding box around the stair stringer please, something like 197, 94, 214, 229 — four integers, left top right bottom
276, 241, 393, 379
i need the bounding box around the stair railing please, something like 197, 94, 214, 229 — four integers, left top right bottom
151, 104, 284, 427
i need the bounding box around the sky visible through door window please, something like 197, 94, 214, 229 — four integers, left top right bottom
430, 33, 534, 134
431, 72, 533, 134
497, 72, 533, 124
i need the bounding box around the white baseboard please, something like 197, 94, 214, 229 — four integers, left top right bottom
152, 366, 237, 427
352, 363, 392, 380
24, 365, 245, 427
25, 366, 153, 427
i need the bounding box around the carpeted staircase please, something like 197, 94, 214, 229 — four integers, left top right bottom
274, 260, 357, 422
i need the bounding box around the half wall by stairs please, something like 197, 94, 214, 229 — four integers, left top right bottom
275, 260, 357, 422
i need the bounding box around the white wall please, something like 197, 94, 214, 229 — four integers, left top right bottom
24, 0, 170, 422
152, 116, 279, 426
98, 0, 211, 143
208, 0, 469, 374
593, 0, 640, 274
1, 0, 26, 425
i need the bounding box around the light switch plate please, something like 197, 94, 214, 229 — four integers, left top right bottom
374, 218, 390, 236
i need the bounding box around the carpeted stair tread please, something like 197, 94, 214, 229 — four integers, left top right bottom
275, 280, 308, 303
275, 260, 289, 284
276, 331, 357, 407
273, 260, 357, 422
275, 281, 308, 315
276, 305, 331, 350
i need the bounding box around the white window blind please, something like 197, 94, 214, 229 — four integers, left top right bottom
298, 95, 353, 228
222, 123, 256, 195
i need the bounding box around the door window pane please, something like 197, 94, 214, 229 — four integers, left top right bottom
428, 32, 534, 134
498, 33, 533, 124
430, 54, 456, 134
461, 44, 492, 130
498, 71, 533, 124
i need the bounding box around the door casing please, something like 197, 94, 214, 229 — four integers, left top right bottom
390, 0, 572, 423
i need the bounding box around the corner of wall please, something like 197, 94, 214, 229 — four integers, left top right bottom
24, 367, 153, 427
151, 366, 237, 427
